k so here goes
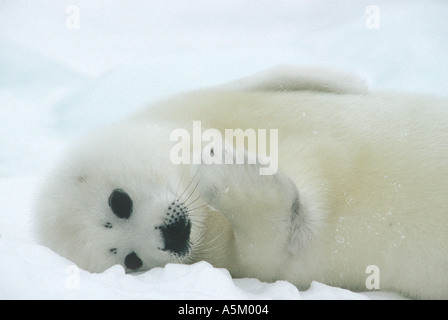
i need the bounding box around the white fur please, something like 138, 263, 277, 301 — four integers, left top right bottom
219, 65, 368, 94
35, 66, 448, 299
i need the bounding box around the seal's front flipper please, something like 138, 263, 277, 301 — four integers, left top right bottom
191, 143, 299, 235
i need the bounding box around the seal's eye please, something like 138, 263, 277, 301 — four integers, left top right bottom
109, 189, 133, 219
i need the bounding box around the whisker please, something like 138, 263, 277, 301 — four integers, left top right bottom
184, 195, 201, 208
175, 166, 187, 199
187, 203, 209, 212
178, 164, 202, 201
164, 176, 171, 206
181, 180, 200, 205
189, 230, 230, 262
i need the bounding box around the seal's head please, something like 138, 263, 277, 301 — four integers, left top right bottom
34, 122, 209, 273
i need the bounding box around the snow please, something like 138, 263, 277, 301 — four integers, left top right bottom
1, 0, 446, 300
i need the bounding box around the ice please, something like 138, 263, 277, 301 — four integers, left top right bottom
1, 0, 446, 299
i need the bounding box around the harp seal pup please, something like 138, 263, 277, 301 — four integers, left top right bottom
34, 66, 448, 299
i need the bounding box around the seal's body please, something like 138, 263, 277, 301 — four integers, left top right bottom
35, 67, 448, 299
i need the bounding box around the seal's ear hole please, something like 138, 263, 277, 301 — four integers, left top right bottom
109, 189, 133, 219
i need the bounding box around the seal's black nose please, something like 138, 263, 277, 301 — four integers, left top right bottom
159, 200, 191, 256
124, 252, 142, 270
161, 216, 191, 256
